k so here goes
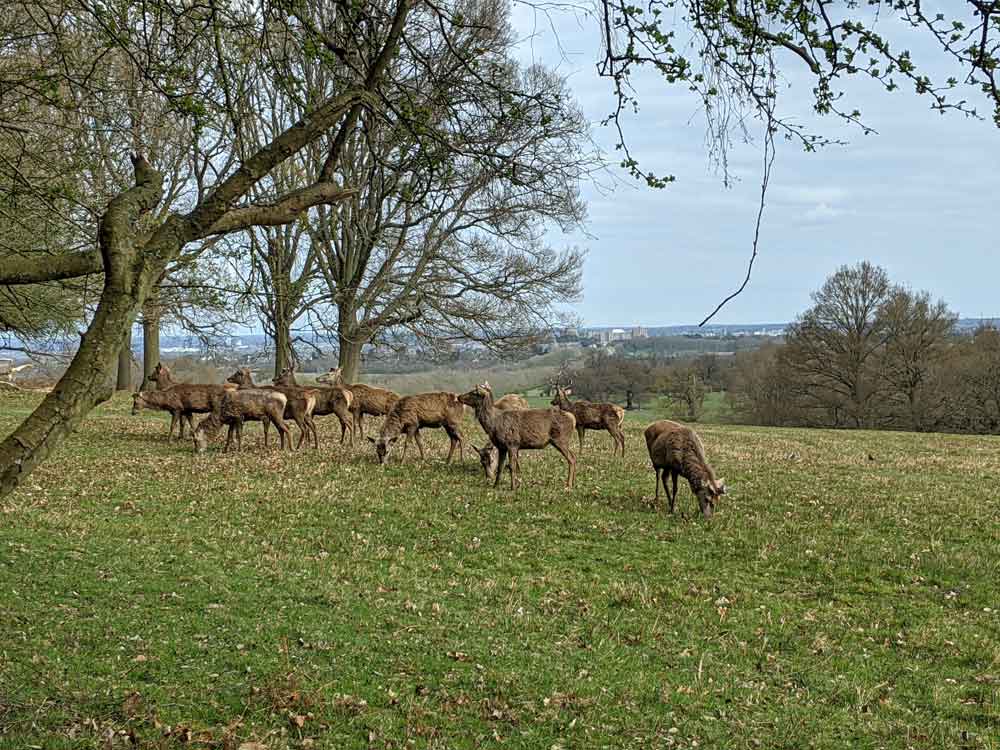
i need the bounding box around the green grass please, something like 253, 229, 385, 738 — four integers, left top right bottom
0, 391, 998, 749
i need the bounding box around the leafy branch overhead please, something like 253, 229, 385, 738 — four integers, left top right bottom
598, 0, 1000, 185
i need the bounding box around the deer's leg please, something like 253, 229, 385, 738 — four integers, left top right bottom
577, 426, 585, 454
308, 416, 318, 449
276, 415, 291, 451
552, 440, 576, 489
338, 412, 350, 445
293, 413, 308, 450
654, 467, 661, 502
508, 447, 520, 491
493, 446, 508, 489
669, 472, 679, 514
609, 421, 625, 456
414, 429, 426, 460
444, 425, 462, 464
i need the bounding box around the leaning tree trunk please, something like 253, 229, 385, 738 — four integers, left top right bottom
116, 326, 133, 391
142, 301, 160, 390
0, 156, 166, 497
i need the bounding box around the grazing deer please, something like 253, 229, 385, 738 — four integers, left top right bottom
226, 367, 318, 449
645, 419, 726, 518
550, 384, 625, 457
460, 381, 576, 491
316, 367, 399, 440
368, 391, 464, 465
192, 389, 291, 453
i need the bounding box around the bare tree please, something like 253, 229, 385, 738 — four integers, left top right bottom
783, 262, 894, 428
305, 1, 590, 380
879, 288, 957, 431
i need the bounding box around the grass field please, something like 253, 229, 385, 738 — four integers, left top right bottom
0, 391, 998, 749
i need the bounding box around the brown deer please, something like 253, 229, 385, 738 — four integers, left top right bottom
192, 388, 291, 453
645, 419, 726, 518
494, 393, 529, 410
226, 367, 318, 449
550, 385, 625, 457
368, 391, 464, 465
316, 367, 399, 440
273, 366, 355, 445
469, 392, 527, 479
132, 364, 235, 439
460, 382, 576, 491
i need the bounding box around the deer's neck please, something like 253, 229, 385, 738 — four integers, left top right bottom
475, 396, 500, 436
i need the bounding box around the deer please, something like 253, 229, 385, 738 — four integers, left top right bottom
226, 367, 318, 449
368, 391, 464, 465
132, 362, 235, 439
550, 384, 625, 457
469, 392, 527, 479
192, 388, 291, 453
460, 381, 576, 491
273, 366, 355, 445
645, 419, 727, 518
316, 367, 399, 440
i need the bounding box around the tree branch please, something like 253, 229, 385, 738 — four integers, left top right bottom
203, 183, 357, 236
0, 251, 103, 285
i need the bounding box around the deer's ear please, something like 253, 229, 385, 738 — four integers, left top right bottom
716, 479, 727, 495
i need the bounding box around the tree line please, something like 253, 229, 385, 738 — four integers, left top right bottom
728, 262, 1000, 434
566, 262, 1000, 435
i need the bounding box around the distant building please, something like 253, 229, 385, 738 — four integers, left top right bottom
630, 326, 649, 339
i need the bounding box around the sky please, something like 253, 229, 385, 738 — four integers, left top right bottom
510, 4, 999, 327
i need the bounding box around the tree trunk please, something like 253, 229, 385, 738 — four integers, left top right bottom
338, 335, 364, 383
0, 155, 166, 498
142, 304, 160, 390
116, 325, 133, 391
0, 268, 155, 496
273, 308, 293, 379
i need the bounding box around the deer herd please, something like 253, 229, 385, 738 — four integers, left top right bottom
131, 363, 727, 518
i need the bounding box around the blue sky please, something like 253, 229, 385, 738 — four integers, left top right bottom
511, 5, 999, 327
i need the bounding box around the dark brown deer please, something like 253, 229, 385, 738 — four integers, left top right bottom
645, 419, 726, 518
460, 382, 576, 491
132, 367, 235, 439
469, 392, 527, 479
316, 367, 399, 440
192, 388, 291, 453
368, 391, 464, 465
550, 385, 625, 457
226, 367, 318, 449
273, 366, 355, 445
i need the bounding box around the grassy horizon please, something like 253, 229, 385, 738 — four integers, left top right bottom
0, 391, 997, 749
